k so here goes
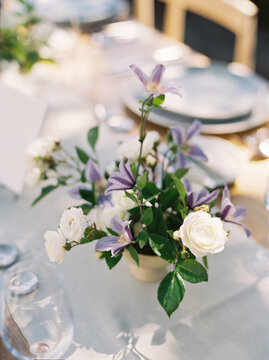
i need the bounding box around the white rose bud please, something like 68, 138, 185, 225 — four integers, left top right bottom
26, 136, 59, 160
44, 230, 66, 264
179, 211, 227, 258
25, 166, 41, 186
59, 207, 87, 242
145, 153, 157, 167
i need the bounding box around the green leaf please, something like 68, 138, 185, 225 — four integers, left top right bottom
129, 245, 139, 266
87, 126, 99, 151
147, 207, 167, 237
138, 231, 149, 249
175, 168, 189, 179
158, 271, 185, 317
170, 174, 186, 206
124, 191, 137, 204
180, 206, 189, 220
106, 227, 119, 236
176, 259, 208, 283
128, 206, 141, 220
79, 189, 96, 205
149, 234, 176, 262
159, 188, 179, 211
153, 94, 165, 107
105, 252, 122, 269
80, 227, 107, 244
203, 256, 208, 269
141, 182, 160, 200
31, 185, 58, 206
141, 207, 153, 226
73, 203, 93, 215
136, 171, 148, 190
75, 146, 89, 164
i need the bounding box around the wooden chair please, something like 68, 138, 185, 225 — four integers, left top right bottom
134, 0, 258, 70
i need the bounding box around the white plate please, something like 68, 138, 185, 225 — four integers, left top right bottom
189, 136, 243, 187
122, 71, 269, 134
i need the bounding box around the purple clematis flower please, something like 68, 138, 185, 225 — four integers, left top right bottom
85, 159, 102, 183
220, 185, 251, 237
183, 178, 219, 209
130, 64, 181, 96
105, 159, 135, 195
170, 120, 208, 168
95, 215, 133, 256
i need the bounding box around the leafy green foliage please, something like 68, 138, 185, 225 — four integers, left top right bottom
149, 234, 176, 262
153, 94, 165, 107
158, 271, 185, 317
175, 168, 189, 179
176, 259, 208, 283
136, 172, 148, 190
124, 191, 137, 204
75, 146, 89, 164
79, 189, 96, 205
170, 174, 186, 206
141, 207, 153, 226
203, 256, 208, 269
147, 207, 167, 236
80, 228, 107, 244
138, 231, 149, 249
105, 252, 122, 269
129, 245, 139, 266
87, 126, 99, 151
159, 188, 179, 211
141, 182, 160, 201
31, 185, 58, 206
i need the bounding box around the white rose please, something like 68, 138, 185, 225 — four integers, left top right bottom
26, 136, 59, 160
111, 191, 135, 212
44, 230, 66, 264
179, 211, 227, 258
59, 207, 87, 242
117, 131, 160, 160
87, 202, 130, 231
25, 166, 41, 186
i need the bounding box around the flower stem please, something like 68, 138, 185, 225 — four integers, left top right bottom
135, 95, 153, 180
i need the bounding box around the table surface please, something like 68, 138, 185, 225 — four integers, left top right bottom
1, 21, 269, 360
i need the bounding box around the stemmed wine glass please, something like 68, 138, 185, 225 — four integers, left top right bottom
1, 259, 74, 360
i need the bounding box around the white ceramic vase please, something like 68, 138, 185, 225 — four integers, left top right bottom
124, 250, 169, 282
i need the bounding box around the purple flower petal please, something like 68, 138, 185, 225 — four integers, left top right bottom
186, 120, 202, 140
105, 159, 135, 195
233, 206, 247, 220
110, 215, 124, 235
195, 189, 219, 207
183, 178, 192, 193
111, 243, 129, 257
224, 219, 252, 237
222, 185, 230, 200
151, 64, 165, 84
171, 126, 184, 145
178, 152, 188, 168
95, 235, 117, 252
162, 85, 182, 96
85, 159, 102, 183
130, 64, 147, 86
221, 197, 235, 219
189, 145, 208, 162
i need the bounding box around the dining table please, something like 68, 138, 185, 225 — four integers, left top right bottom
1, 20, 269, 360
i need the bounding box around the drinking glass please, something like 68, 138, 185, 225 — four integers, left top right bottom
1, 259, 74, 360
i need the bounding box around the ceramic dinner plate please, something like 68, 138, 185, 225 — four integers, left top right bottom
33, 0, 128, 27
121, 63, 269, 134
191, 136, 243, 187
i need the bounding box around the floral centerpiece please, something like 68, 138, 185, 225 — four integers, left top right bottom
26, 64, 251, 317
0, 0, 52, 72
